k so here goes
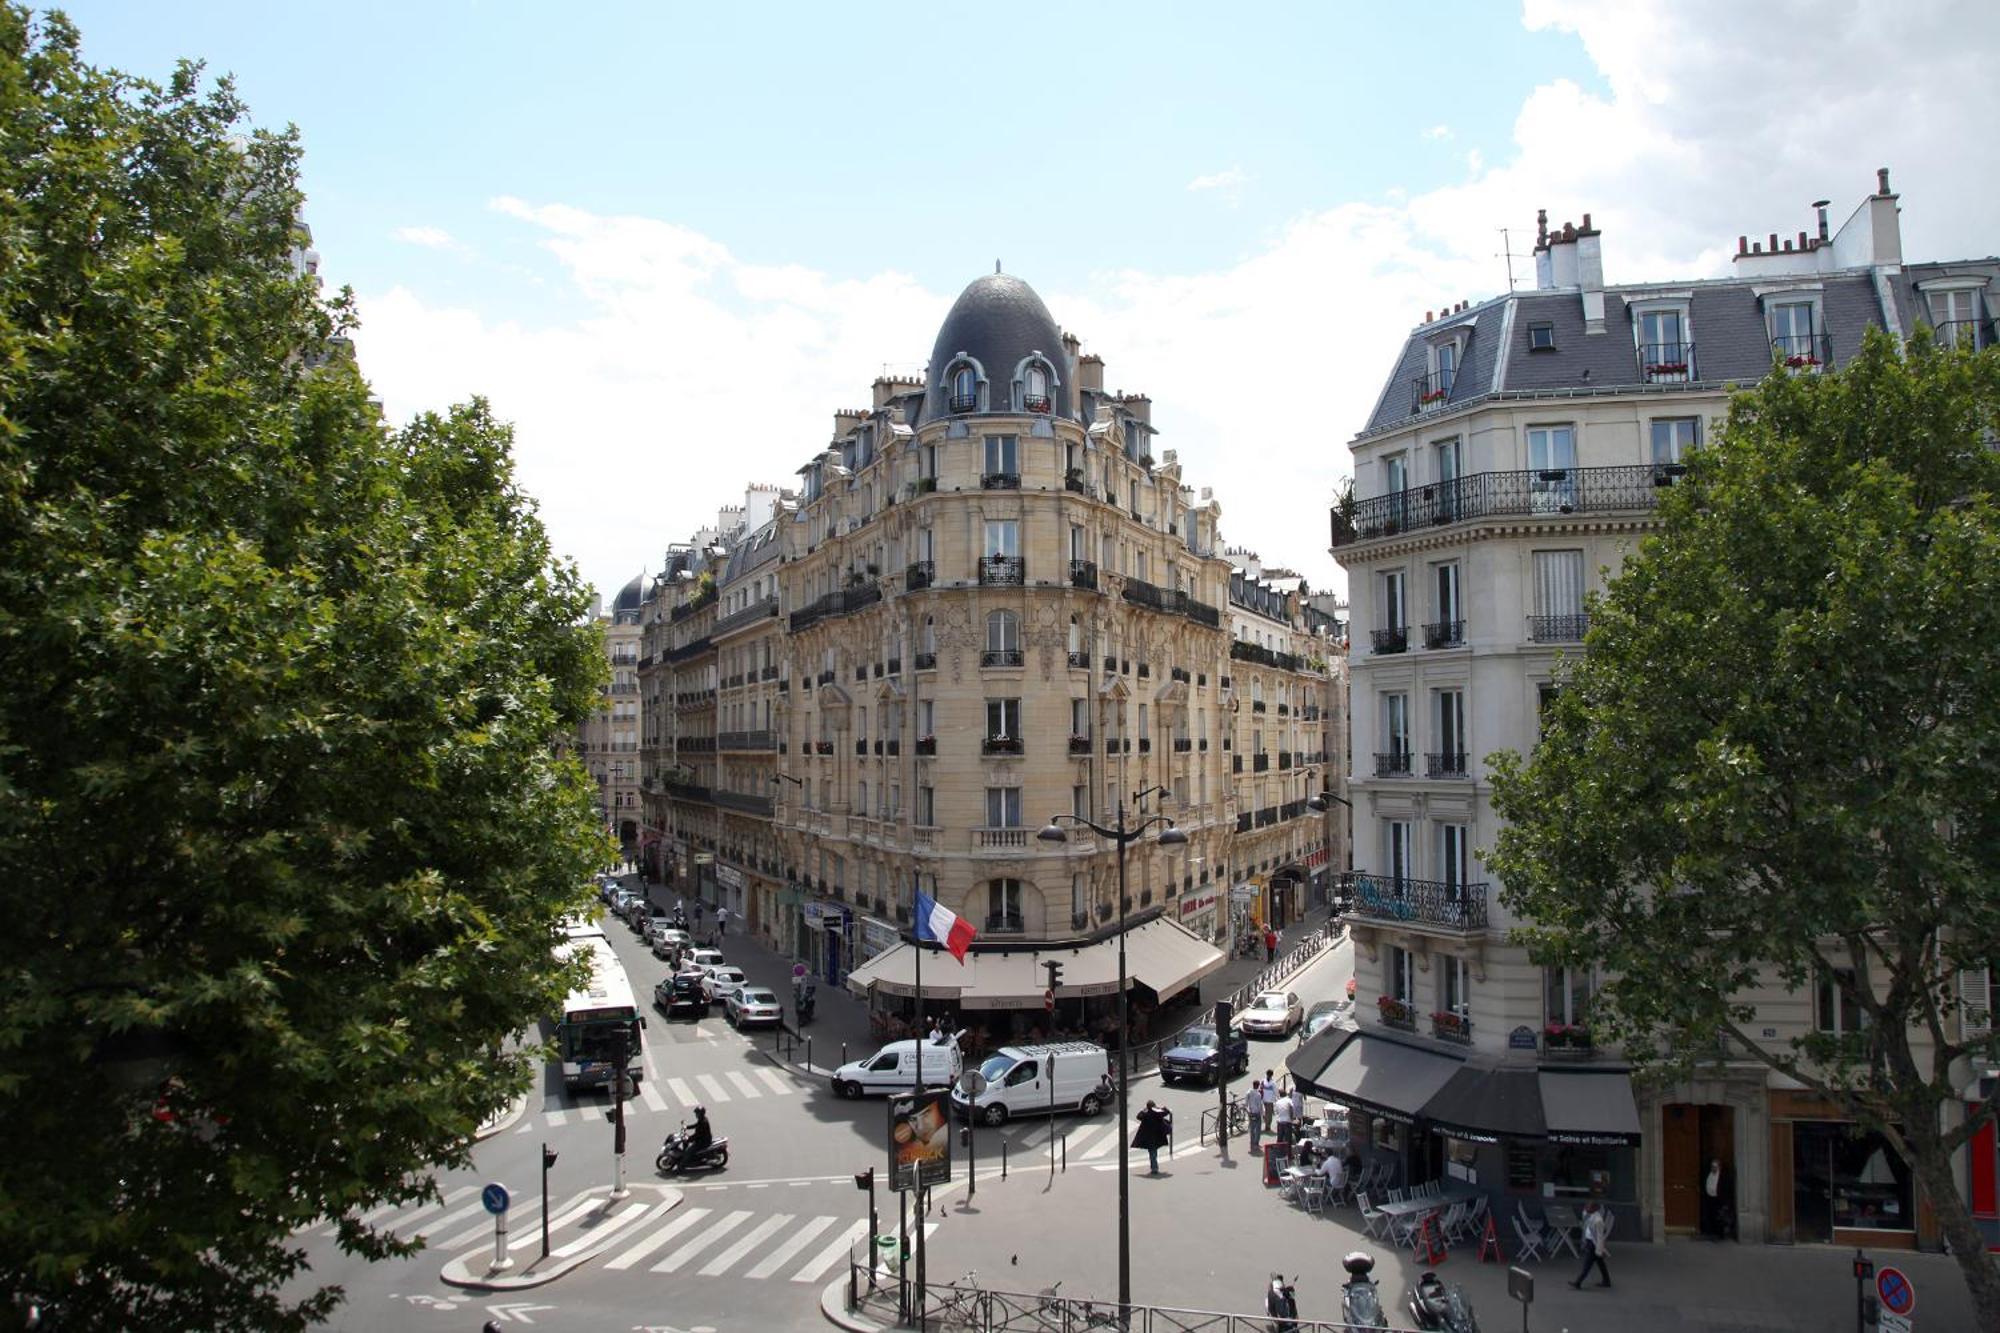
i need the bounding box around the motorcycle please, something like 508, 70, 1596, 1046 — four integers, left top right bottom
795, 984, 817, 1026
655, 1123, 730, 1174
1339, 1251, 1387, 1331
1264, 1273, 1299, 1333
1408, 1270, 1480, 1332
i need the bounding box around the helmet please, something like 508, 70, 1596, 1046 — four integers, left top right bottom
693, 1105, 708, 1117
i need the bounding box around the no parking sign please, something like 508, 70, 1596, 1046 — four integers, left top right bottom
1876, 1265, 1915, 1319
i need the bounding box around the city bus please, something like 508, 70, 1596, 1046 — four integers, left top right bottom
555, 922, 644, 1094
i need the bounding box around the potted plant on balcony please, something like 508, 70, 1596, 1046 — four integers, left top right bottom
1419, 387, 1448, 406
1785, 352, 1820, 369
1431, 1011, 1471, 1041
1377, 995, 1413, 1026
1544, 1021, 1591, 1050
1331, 478, 1358, 544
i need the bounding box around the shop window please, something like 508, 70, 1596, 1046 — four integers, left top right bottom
1793, 1122, 1913, 1239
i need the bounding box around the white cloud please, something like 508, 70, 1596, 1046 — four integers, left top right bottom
1424, 124, 1453, 140
353, 0, 2000, 604
393, 225, 462, 251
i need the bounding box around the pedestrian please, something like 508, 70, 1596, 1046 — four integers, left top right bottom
1132, 1099, 1173, 1174
1244, 1080, 1266, 1154
1288, 1081, 1305, 1127
715, 905, 730, 937
1263, 1071, 1277, 1131
1568, 1201, 1613, 1289
1273, 1084, 1297, 1146
1264, 926, 1278, 962
927, 1021, 943, 1044
1343, 1145, 1363, 1188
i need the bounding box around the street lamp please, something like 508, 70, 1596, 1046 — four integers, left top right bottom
1038, 786, 1187, 1315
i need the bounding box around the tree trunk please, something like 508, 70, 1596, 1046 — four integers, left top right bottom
1906, 1132, 2000, 1332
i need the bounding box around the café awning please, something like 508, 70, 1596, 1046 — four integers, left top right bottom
1423, 1066, 1547, 1144
1288, 1029, 1464, 1125
1539, 1070, 1643, 1146
844, 918, 1224, 1010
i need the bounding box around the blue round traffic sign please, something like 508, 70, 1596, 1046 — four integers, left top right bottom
481, 1182, 510, 1215
1876, 1265, 1914, 1316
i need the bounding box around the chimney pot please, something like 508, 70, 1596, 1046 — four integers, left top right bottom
1782, 239, 1793, 252
1799, 231, 1809, 250
1752, 242, 1763, 254
1581, 212, 1592, 231
1738, 235, 1748, 255
1769, 233, 1780, 252
1536, 208, 1548, 246
1813, 200, 1831, 243
1877, 167, 1891, 195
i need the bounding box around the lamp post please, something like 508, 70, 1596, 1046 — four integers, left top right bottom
1039, 786, 1187, 1315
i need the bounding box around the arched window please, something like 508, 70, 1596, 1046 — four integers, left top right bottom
949, 363, 979, 413
1023, 362, 1051, 413
984, 610, 1021, 667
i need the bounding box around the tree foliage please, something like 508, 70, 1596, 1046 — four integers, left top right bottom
1488, 327, 2000, 1322
0, 10, 608, 1328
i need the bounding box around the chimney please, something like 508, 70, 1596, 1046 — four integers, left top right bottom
1077, 353, 1105, 394
1060, 331, 1081, 371
1533, 208, 1556, 289
1813, 200, 1831, 244
832, 409, 864, 438
871, 376, 899, 411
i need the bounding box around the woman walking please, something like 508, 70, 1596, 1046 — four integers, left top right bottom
1132, 1100, 1173, 1175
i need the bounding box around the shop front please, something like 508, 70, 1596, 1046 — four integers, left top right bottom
801, 901, 854, 987
856, 915, 901, 968
1767, 1089, 1932, 1250
1178, 887, 1221, 944
715, 862, 746, 920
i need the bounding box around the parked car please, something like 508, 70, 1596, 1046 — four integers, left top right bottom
702, 966, 748, 1003
1304, 999, 1347, 1039
832, 1037, 964, 1099
724, 986, 782, 1028
624, 897, 654, 930
1239, 990, 1304, 1037
651, 926, 692, 961
685, 947, 727, 976
1158, 1024, 1249, 1087
655, 973, 708, 1021
948, 1042, 1109, 1126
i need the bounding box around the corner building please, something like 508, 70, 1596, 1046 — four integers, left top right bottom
652, 273, 1339, 1047
1314, 171, 1999, 1250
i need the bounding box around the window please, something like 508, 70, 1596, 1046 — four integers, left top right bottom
985, 786, 1022, 828
1650, 417, 1699, 466
1388, 946, 1415, 1006
1531, 550, 1586, 640
984, 520, 1018, 558
1637, 307, 1689, 378
922, 616, 936, 656
985, 610, 1020, 662
856, 780, 867, 815
1069, 524, 1086, 561
1428, 340, 1457, 398
1527, 321, 1556, 351
1382, 569, 1407, 631
917, 699, 935, 737
988, 879, 1024, 931
1003, 1057, 1038, 1086
1545, 967, 1593, 1028
1071, 873, 1086, 919
1927, 288, 1983, 347
1527, 426, 1577, 511
1438, 822, 1470, 888
1382, 692, 1409, 759
1070, 697, 1089, 736
1815, 966, 1868, 1035
1769, 300, 1820, 365
986, 698, 1021, 740
1022, 361, 1052, 412
983, 434, 1018, 479
1536, 683, 1561, 737
1433, 437, 1463, 519
950, 362, 979, 412
1385, 820, 1413, 887
1439, 956, 1470, 1018
1072, 784, 1088, 819
1434, 689, 1465, 773
917, 785, 935, 825
1432, 562, 1461, 638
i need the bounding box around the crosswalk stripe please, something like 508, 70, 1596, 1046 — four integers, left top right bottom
650, 1209, 753, 1272
697, 1212, 794, 1276
547, 1108, 569, 1127
790, 1219, 869, 1283
754, 1068, 796, 1096
666, 1077, 698, 1106
1078, 1124, 1124, 1160
725, 1071, 762, 1099
1015, 1123, 1053, 1148
378, 1185, 476, 1233
695, 1073, 732, 1103
552, 1200, 652, 1259
540, 1091, 567, 1115
318, 1197, 400, 1237
437, 1213, 503, 1251
514, 1118, 534, 1133
603, 1207, 711, 1271
743, 1215, 837, 1279
639, 1077, 670, 1114
415, 1199, 489, 1239
510, 1194, 602, 1251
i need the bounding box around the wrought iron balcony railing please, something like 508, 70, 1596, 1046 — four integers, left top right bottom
1423, 619, 1464, 649
1370, 626, 1408, 655
905, 560, 934, 591
711, 596, 779, 637
981, 472, 1021, 490
914, 652, 936, 671
1069, 559, 1098, 590
1332, 463, 1673, 548
1347, 872, 1489, 932
1426, 751, 1468, 779
979, 556, 1025, 587
1229, 639, 1300, 672
1528, 614, 1590, 643
982, 736, 1024, 756
1410, 368, 1456, 414
717, 730, 776, 752
1374, 750, 1412, 777
948, 391, 978, 412
1772, 332, 1834, 370
1638, 340, 1694, 382
711, 789, 774, 818
981, 649, 1024, 669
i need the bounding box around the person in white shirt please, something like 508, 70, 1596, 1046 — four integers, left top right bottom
1244, 1081, 1266, 1153
1322, 1151, 1346, 1194
1272, 1086, 1298, 1146
1568, 1201, 1613, 1289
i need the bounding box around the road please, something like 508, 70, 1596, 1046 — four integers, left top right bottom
284, 899, 1355, 1331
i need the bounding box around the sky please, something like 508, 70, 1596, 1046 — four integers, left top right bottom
54, 0, 2000, 603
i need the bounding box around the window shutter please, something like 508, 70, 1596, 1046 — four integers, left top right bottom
1963, 967, 1992, 1039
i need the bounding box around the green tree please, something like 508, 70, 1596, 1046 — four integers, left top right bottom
0, 10, 609, 1328
1488, 327, 2000, 1325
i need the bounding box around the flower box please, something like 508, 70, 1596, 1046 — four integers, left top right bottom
1784, 354, 1820, 369
1645, 362, 1688, 376
1420, 389, 1448, 405
1544, 1023, 1592, 1049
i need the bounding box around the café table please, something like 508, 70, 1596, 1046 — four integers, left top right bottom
1541, 1202, 1583, 1259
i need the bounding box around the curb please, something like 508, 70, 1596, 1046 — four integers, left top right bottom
438, 1184, 683, 1291
474, 1089, 531, 1142
820, 1277, 895, 1332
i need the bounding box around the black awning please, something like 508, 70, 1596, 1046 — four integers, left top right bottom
1423, 1066, 1546, 1144
1287, 1029, 1464, 1125
1539, 1069, 1642, 1146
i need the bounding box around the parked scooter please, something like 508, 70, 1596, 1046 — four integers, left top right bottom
1408, 1270, 1480, 1332
795, 981, 817, 1026
1339, 1251, 1387, 1330
655, 1121, 730, 1174
1264, 1273, 1299, 1333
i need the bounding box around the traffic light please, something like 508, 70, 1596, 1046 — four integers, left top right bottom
1215, 999, 1234, 1032
854, 1167, 874, 1192
543, 1146, 558, 1170
1043, 959, 1064, 989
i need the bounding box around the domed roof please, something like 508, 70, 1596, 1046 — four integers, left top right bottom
923, 273, 1073, 422
612, 571, 653, 613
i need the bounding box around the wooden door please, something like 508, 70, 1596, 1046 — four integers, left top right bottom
1662, 1103, 1701, 1231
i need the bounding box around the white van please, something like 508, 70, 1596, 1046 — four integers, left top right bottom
950, 1043, 1111, 1126
831, 1037, 963, 1099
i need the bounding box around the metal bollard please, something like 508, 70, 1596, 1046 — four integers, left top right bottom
805, 1035, 812, 1070
841, 1041, 847, 1068
1002, 1142, 1008, 1180
1061, 1135, 1067, 1172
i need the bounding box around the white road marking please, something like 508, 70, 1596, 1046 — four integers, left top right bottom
602, 1207, 710, 1271
743, 1215, 836, 1279
1078, 1124, 1124, 1160
789, 1219, 870, 1283
514, 1119, 534, 1134
666, 1077, 698, 1106
546, 1108, 569, 1127
509, 1194, 603, 1250
755, 1068, 796, 1096
551, 1200, 652, 1258
373, 1185, 475, 1233
320, 1197, 403, 1236
694, 1073, 732, 1103
414, 1198, 490, 1239
639, 1077, 670, 1114
697, 1212, 794, 1275
724, 1071, 762, 1099
650, 1209, 753, 1272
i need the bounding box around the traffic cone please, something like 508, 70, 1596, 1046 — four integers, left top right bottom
1477, 1212, 1504, 1263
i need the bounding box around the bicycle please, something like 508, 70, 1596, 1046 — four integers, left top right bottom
1036, 1282, 1121, 1331
931, 1270, 987, 1330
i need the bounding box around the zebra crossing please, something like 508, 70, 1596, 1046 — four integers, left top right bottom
523, 1057, 798, 1132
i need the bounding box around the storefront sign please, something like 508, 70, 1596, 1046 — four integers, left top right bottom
860, 917, 900, 953
694, 852, 714, 866
715, 864, 744, 891
1229, 883, 1257, 903
1546, 1130, 1639, 1146
1508, 1025, 1539, 1051
1179, 891, 1218, 919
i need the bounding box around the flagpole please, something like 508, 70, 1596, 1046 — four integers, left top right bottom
913, 914, 926, 1323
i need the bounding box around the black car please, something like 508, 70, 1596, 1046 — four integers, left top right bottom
1157, 1024, 1249, 1087
654, 973, 709, 1021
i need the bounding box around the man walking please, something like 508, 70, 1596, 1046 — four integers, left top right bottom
1568, 1201, 1613, 1289
1272, 1083, 1297, 1147
1132, 1100, 1173, 1175
1263, 1071, 1278, 1132
1244, 1080, 1266, 1154
715, 905, 730, 938
1264, 925, 1278, 963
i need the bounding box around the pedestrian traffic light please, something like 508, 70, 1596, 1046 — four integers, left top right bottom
854, 1167, 874, 1192
542, 1146, 558, 1170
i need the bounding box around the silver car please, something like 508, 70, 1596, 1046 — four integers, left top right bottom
724, 986, 782, 1028
1239, 990, 1303, 1037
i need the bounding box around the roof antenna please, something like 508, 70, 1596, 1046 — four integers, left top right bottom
1495, 227, 1527, 291
995, 259, 1002, 274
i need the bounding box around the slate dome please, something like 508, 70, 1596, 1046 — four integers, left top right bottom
612, 571, 652, 614
923, 273, 1073, 421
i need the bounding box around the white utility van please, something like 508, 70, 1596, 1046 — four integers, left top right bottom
950, 1042, 1111, 1125
831, 1036, 963, 1099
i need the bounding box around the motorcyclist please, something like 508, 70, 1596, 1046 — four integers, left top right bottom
687, 1105, 714, 1153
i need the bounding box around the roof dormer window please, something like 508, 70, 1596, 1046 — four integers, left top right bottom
949, 361, 980, 413
1014, 354, 1057, 414
1635, 306, 1692, 382
1415, 331, 1467, 413
1762, 295, 1827, 370
1920, 281, 1990, 350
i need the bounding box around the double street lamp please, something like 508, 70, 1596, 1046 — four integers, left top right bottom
1037, 785, 1187, 1316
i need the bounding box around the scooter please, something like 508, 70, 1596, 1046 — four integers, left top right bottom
1264, 1273, 1299, 1333
1339, 1251, 1387, 1330
655, 1123, 730, 1174
1407, 1270, 1480, 1332
795, 985, 817, 1026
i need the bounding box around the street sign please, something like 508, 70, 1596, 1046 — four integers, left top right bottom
1507, 1265, 1534, 1303
1878, 1311, 1910, 1333
793, 962, 808, 979
956, 1070, 988, 1099
481, 1183, 510, 1215
1876, 1266, 1915, 1316
1043, 987, 1055, 1012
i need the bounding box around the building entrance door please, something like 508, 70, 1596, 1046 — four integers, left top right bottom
1663, 1103, 1735, 1233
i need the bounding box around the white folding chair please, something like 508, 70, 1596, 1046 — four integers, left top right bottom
1357, 1191, 1389, 1240
1511, 1214, 1547, 1262
1466, 1194, 1491, 1240
1440, 1201, 1468, 1242
1393, 1206, 1434, 1252
1299, 1174, 1329, 1215
1386, 1187, 1407, 1204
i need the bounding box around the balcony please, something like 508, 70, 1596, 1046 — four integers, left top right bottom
1104, 737, 1129, 755
717, 730, 776, 752
1064, 469, 1089, 496
975, 828, 1028, 850
914, 652, 936, 671
981, 472, 1021, 491
981, 649, 1024, 669
1138, 738, 1152, 753
814, 740, 834, 755
1229, 640, 1300, 672
1347, 872, 1489, 933
1023, 392, 1052, 414
948, 391, 978, 412
762, 664, 779, 681
887, 657, 901, 676
915, 736, 937, 756
1068, 735, 1092, 755
1251, 700, 1266, 714
1069, 559, 1098, 591
1772, 331, 1833, 370
1409, 368, 1455, 415
817, 670, 835, 686
1527, 614, 1590, 643
1933, 318, 1995, 351
982, 736, 1024, 756
712, 595, 779, 637
1278, 752, 1292, 770
1236, 812, 1252, 834
1426, 751, 1468, 779
1431, 1012, 1474, 1046
1377, 998, 1417, 1032
1374, 750, 1412, 777
855, 740, 868, 757
665, 635, 713, 664
789, 583, 882, 633
1252, 753, 1270, 772
883, 739, 900, 756
1638, 340, 1694, 383
984, 911, 1026, 934
1137, 663, 1151, 680
1332, 463, 1673, 548
979, 555, 1025, 587
1067, 651, 1090, 669
905, 560, 934, 591
1173, 738, 1192, 753
1370, 626, 1408, 655
1542, 1026, 1597, 1061
1170, 667, 1190, 684
1232, 755, 1243, 774
712, 789, 775, 818
1423, 619, 1464, 650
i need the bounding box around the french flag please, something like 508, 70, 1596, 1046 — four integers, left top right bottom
914, 892, 977, 963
